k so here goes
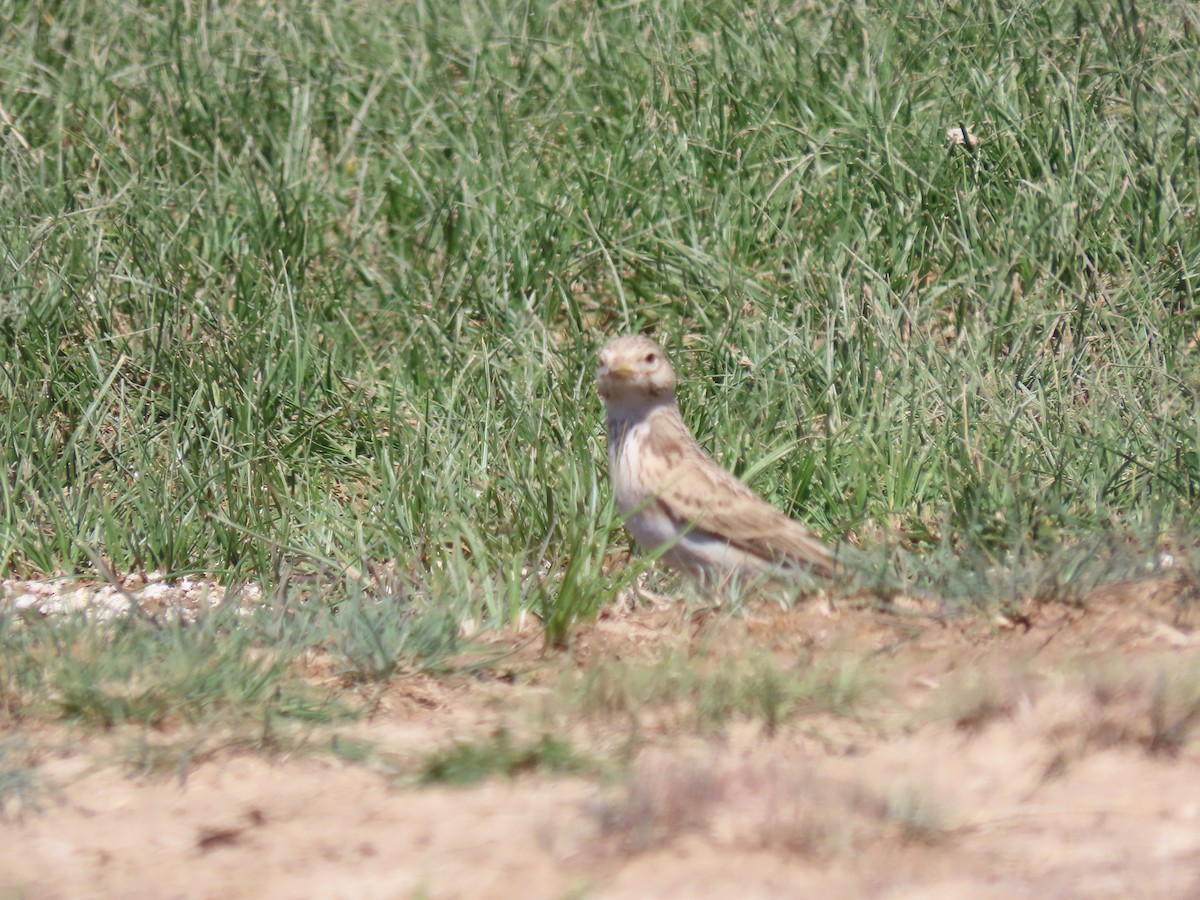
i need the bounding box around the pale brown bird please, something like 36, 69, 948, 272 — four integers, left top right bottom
597, 335, 838, 586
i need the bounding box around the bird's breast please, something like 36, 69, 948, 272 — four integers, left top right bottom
606, 414, 653, 514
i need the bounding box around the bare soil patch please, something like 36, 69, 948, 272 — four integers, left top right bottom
4, 581, 1200, 898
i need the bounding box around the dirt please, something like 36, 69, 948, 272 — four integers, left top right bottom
4, 577, 1200, 899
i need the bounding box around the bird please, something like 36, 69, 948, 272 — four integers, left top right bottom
597, 334, 838, 588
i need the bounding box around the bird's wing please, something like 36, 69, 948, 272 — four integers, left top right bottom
642, 410, 837, 577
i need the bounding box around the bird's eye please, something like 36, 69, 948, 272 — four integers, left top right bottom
644, 352, 656, 364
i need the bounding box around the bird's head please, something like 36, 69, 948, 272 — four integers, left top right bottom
597, 335, 677, 407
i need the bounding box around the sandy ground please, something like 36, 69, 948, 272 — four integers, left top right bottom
3, 577, 1200, 899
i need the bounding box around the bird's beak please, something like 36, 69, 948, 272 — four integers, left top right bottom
600, 356, 633, 380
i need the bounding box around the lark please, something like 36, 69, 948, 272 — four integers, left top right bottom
597, 335, 837, 587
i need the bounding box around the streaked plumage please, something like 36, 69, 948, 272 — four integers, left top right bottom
597, 335, 837, 586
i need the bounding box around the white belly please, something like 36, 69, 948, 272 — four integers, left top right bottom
609, 412, 771, 583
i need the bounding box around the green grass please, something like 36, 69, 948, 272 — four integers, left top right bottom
0, 599, 344, 728
563, 649, 872, 735
417, 729, 594, 785
2, 0, 1199, 666
0, 580, 469, 743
